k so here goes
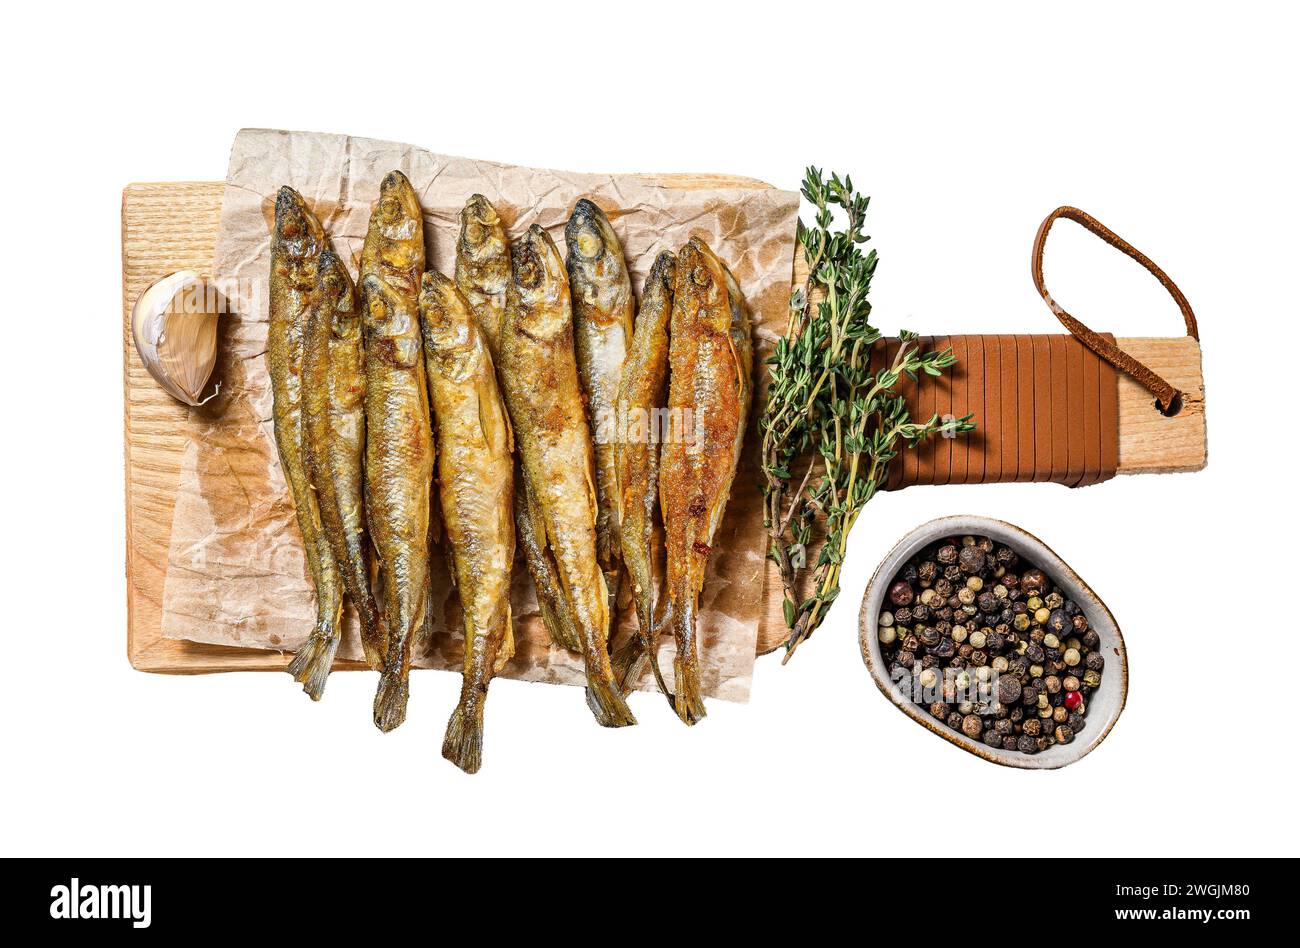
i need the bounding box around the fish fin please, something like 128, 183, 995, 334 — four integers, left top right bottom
611, 635, 648, 692
584, 674, 638, 728
442, 700, 485, 774
286, 628, 341, 701
373, 671, 409, 732
539, 593, 581, 653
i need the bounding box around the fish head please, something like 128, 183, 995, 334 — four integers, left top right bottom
362, 170, 424, 291
316, 250, 360, 341
509, 225, 570, 333
459, 194, 509, 267
565, 198, 629, 294
675, 238, 730, 334
419, 270, 475, 356
273, 186, 325, 261
646, 249, 678, 299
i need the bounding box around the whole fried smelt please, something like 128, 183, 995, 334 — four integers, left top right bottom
359, 170, 434, 732
271, 187, 345, 701
660, 238, 749, 724
419, 270, 515, 774
454, 194, 511, 356
301, 250, 384, 672
721, 259, 754, 440
499, 225, 635, 728
610, 250, 676, 693
566, 200, 634, 605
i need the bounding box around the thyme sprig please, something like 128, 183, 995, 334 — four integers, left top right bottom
761, 168, 974, 662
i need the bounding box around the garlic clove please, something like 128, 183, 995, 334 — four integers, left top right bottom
131, 270, 221, 406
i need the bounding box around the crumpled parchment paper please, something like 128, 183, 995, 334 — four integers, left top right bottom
161, 128, 798, 702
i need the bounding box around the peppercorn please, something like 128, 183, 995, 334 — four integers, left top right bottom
1063, 690, 1083, 710
991, 656, 1009, 674
960, 714, 983, 738
983, 729, 1001, 747
1082, 629, 1100, 650
937, 544, 958, 565
966, 575, 984, 591
957, 587, 976, 606
959, 546, 986, 574
1063, 647, 1082, 667
894, 606, 913, 626
944, 564, 962, 582
1021, 568, 1047, 592
1072, 614, 1089, 632
1053, 706, 1069, 724
1022, 718, 1042, 737
997, 675, 1022, 704
912, 605, 931, 625
995, 546, 1018, 567
1047, 609, 1070, 635
897, 650, 915, 668
1062, 675, 1080, 692
951, 625, 968, 644
970, 650, 988, 667
929, 700, 948, 719
1085, 651, 1104, 671
918, 560, 938, 584
977, 591, 999, 613
1082, 670, 1102, 689
932, 638, 955, 658
947, 711, 964, 730
968, 629, 987, 649
1013, 614, 1031, 632
1034, 607, 1051, 625
888, 580, 914, 607
1021, 685, 1039, 706
1025, 644, 1045, 664
1027, 595, 1043, 612
1054, 725, 1074, 744
933, 578, 953, 598
1068, 712, 1085, 732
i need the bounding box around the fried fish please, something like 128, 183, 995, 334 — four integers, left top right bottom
566, 200, 634, 606
419, 270, 515, 773
271, 187, 346, 701
498, 225, 635, 727
359, 170, 434, 733
659, 238, 749, 724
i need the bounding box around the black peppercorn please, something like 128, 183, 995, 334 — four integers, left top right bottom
919, 626, 941, 648
918, 560, 938, 583
1085, 651, 1105, 671
997, 675, 1022, 704
937, 544, 958, 565
946, 711, 964, 730
1047, 609, 1070, 635
929, 700, 948, 719
984, 729, 1001, 747
1022, 718, 1042, 737
1068, 712, 1086, 732
1081, 629, 1100, 650
931, 638, 955, 658
958, 546, 986, 574
1054, 725, 1074, 744
1063, 599, 1080, 617
1021, 685, 1039, 706
1021, 568, 1047, 592
978, 591, 1000, 613
1025, 644, 1045, 664
888, 580, 914, 607
1017, 734, 1038, 754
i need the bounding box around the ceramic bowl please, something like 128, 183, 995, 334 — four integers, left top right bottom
859, 515, 1128, 769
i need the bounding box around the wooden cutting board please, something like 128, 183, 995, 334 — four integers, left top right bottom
122, 181, 1206, 672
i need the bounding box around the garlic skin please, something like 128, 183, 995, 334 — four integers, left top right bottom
131, 270, 220, 406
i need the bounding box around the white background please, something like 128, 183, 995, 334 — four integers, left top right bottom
2, 1, 1296, 857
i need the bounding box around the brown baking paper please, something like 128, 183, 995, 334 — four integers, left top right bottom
160, 128, 798, 702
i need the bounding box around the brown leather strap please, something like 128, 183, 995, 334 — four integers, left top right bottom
1032, 206, 1198, 415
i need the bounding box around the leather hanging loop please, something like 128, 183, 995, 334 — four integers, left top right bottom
1032, 206, 1198, 415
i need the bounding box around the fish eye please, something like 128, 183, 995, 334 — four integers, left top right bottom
463, 220, 485, 245
574, 231, 603, 259
692, 266, 710, 286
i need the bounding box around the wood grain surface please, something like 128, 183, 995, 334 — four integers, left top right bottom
123, 181, 1207, 669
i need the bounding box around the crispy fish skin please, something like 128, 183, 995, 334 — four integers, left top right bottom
359, 170, 434, 733
271, 188, 345, 701
300, 250, 384, 673
499, 225, 635, 728
418, 270, 516, 774
566, 200, 634, 603
610, 250, 676, 693
659, 238, 748, 724
454, 194, 580, 653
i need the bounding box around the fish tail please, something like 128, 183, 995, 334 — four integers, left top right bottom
539, 593, 581, 653
442, 696, 486, 774
373, 669, 409, 733
671, 596, 706, 725
584, 669, 638, 728
286, 626, 341, 701
610, 635, 646, 691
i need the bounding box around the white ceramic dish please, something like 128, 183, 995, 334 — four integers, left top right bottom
859, 515, 1128, 769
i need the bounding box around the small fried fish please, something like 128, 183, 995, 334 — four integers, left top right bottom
359, 170, 434, 732
271, 187, 346, 701
419, 270, 515, 773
